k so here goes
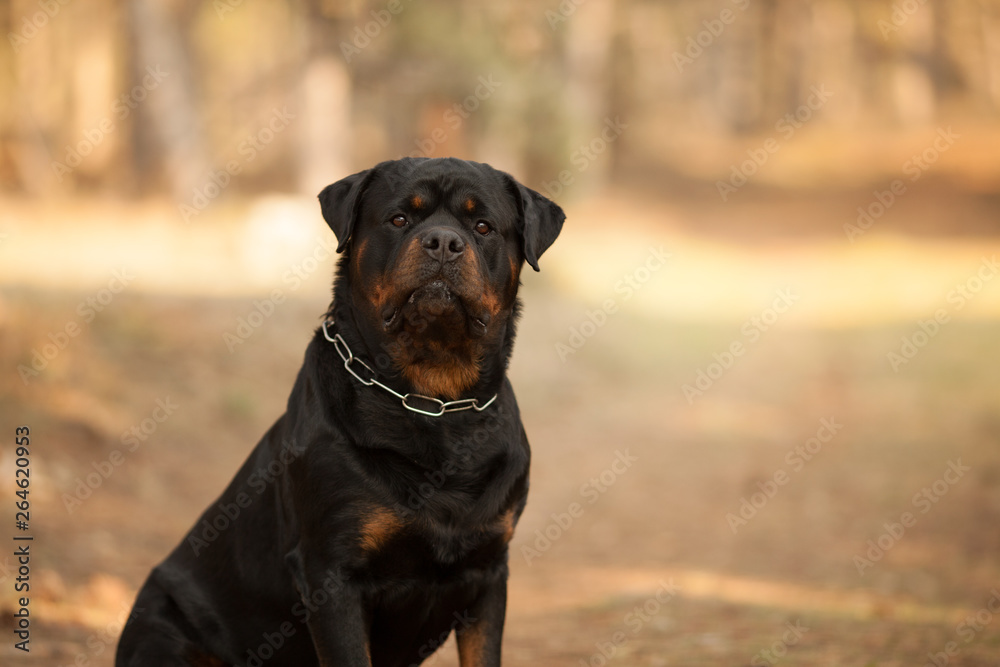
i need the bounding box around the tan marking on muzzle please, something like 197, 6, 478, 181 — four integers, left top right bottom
367, 279, 391, 312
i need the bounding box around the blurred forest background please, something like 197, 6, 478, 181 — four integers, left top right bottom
4, 1, 1000, 666
4, 0, 1000, 200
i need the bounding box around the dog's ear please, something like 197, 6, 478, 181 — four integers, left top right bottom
318, 168, 375, 253
504, 176, 566, 271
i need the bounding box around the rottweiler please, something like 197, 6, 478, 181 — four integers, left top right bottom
116, 157, 565, 666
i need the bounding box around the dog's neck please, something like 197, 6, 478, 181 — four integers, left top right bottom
326, 269, 518, 403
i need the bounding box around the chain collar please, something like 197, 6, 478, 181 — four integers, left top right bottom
322, 320, 497, 417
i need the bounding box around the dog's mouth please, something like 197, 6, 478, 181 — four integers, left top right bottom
380, 279, 490, 337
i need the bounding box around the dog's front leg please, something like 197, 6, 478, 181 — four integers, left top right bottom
304, 587, 371, 667
456, 576, 507, 667
287, 547, 371, 666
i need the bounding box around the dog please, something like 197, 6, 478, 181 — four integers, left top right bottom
116, 157, 565, 666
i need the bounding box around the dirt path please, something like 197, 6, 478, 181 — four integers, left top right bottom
2, 192, 1000, 665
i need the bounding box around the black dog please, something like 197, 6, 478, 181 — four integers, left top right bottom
116, 157, 565, 666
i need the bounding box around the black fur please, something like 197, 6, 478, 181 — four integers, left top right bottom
116, 158, 565, 667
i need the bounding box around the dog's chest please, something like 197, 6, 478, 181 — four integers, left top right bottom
356, 505, 515, 579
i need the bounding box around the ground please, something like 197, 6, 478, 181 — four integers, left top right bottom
1, 187, 1000, 665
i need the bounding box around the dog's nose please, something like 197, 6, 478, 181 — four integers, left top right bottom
421, 227, 465, 264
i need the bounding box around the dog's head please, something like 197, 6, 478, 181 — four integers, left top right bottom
319, 157, 565, 400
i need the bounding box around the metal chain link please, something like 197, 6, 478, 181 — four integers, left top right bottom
322, 320, 497, 417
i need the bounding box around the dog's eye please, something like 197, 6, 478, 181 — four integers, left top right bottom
474, 221, 491, 236
391, 215, 408, 228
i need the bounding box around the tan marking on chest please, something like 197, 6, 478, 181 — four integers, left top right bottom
402, 360, 482, 401
500, 508, 516, 543
359, 507, 404, 552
